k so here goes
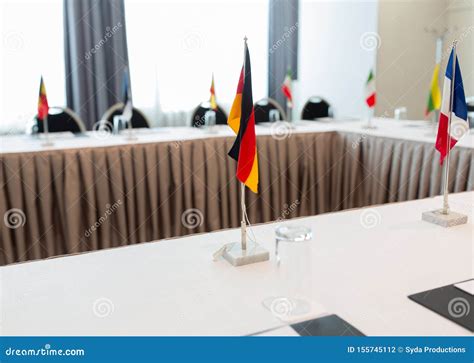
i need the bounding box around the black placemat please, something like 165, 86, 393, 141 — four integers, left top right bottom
291, 314, 364, 336
408, 282, 474, 332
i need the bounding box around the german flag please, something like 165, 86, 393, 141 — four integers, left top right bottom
227, 67, 243, 134
209, 73, 217, 110
228, 42, 259, 193
38, 76, 49, 121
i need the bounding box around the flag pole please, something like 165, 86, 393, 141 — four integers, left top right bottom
442, 40, 457, 215
287, 102, 292, 122
286, 66, 292, 123
240, 35, 248, 251
126, 115, 135, 140
422, 40, 466, 228
240, 182, 247, 251
43, 113, 52, 145
218, 35, 270, 265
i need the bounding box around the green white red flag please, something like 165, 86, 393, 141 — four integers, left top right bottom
281, 69, 293, 108
365, 70, 376, 108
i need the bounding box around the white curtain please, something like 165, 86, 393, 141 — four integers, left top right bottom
1, 0, 65, 134
124, 0, 269, 127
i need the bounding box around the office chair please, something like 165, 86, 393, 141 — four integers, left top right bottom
191, 101, 228, 128
253, 98, 286, 123
34, 106, 86, 133
301, 97, 333, 120
102, 103, 151, 129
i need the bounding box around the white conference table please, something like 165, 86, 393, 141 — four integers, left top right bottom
1, 118, 473, 154
1, 192, 472, 336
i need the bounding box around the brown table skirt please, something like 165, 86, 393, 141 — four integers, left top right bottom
1, 131, 472, 265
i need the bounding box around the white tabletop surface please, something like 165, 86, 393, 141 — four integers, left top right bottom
1, 192, 473, 336
1, 118, 473, 154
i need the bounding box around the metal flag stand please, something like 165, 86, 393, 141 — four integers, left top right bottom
286, 101, 296, 130
365, 107, 376, 129
215, 37, 269, 266
220, 182, 269, 266
422, 40, 467, 227
125, 116, 137, 141
123, 66, 138, 141
41, 113, 54, 147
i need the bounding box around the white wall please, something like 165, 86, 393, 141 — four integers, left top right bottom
445, 0, 474, 98
376, 0, 473, 120
297, 0, 379, 119
377, 0, 448, 120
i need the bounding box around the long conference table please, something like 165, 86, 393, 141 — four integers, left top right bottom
1, 192, 472, 336
1, 118, 473, 265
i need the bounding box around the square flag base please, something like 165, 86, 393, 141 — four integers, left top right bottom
41, 140, 54, 147
422, 209, 468, 228
222, 241, 270, 267
362, 124, 377, 129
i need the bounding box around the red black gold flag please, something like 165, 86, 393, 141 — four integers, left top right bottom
210, 73, 217, 110
227, 43, 259, 193
38, 76, 49, 121
227, 67, 243, 133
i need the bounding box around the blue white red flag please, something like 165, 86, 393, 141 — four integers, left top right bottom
435, 49, 468, 164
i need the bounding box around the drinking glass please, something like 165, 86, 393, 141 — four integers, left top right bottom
269, 109, 281, 122
275, 225, 312, 264
263, 225, 313, 322
204, 110, 216, 127
394, 107, 408, 120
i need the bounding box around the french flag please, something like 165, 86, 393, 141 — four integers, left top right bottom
435, 48, 468, 164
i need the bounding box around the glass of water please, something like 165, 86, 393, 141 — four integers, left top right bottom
204, 110, 216, 127
263, 225, 313, 322
275, 225, 312, 264
394, 107, 408, 120
269, 109, 281, 122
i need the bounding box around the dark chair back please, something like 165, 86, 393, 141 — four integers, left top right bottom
253, 98, 286, 123
467, 97, 474, 128
301, 97, 333, 120
102, 103, 151, 128
191, 102, 228, 128
34, 107, 85, 133
467, 98, 474, 113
